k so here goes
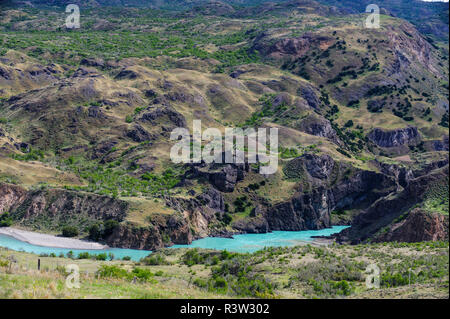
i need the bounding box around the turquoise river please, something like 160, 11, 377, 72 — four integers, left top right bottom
0, 226, 349, 261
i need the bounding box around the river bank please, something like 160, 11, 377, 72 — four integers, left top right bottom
0, 227, 108, 250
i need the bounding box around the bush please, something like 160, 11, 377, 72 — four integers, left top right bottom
212, 276, 228, 289
96, 265, 129, 279
88, 224, 102, 241
95, 253, 108, 261
103, 220, 119, 237
88, 220, 119, 241
78, 252, 91, 259
96, 265, 155, 282
0, 212, 13, 227
182, 249, 204, 266
344, 120, 353, 127
142, 253, 169, 265
131, 267, 154, 282
62, 226, 79, 237
193, 278, 208, 288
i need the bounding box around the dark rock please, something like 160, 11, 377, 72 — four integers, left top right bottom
144, 89, 157, 98
72, 67, 99, 78
0, 66, 11, 80
299, 85, 320, 110
91, 140, 117, 159
368, 126, 421, 148
80, 58, 105, 69
232, 217, 269, 234
337, 165, 449, 244
88, 105, 106, 118
140, 106, 187, 128
14, 142, 30, 152
272, 92, 291, 107
229, 69, 246, 78
126, 124, 155, 142
115, 69, 139, 80
373, 208, 449, 243
296, 114, 340, 144
432, 135, 449, 151
196, 187, 225, 212
302, 153, 334, 179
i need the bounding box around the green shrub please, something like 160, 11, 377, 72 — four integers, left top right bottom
61, 226, 79, 237
0, 212, 13, 227
96, 265, 129, 279
88, 224, 102, 241
142, 253, 169, 265
193, 277, 208, 288
78, 252, 91, 259
131, 267, 154, 282
95, 253, 108, 261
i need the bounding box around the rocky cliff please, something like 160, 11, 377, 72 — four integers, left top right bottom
336, 165, 449, 244
0, 183, 128, 231
373, 208, 449, 243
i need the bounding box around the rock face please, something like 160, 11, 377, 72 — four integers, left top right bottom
126, 124, 155, 142
373, 208, 449, 243
106, 187, 226, 250
232, 216, 269, 234
0, 183, 226, 251
186, 161, 248, 193
296, 114, 341, 145
368, 126, 421, 148
0, 183, 128, 231
139, 106, 187, 128
0, 183, 28, 214
266, 153, 396, 231
337, 165, 449, 244
252, 32, 334, 60
105, 213, 193, 250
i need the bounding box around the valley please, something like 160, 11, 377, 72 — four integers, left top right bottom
0, 0, 448, 299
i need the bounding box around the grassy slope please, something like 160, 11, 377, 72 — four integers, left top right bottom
0, 241, 448, 299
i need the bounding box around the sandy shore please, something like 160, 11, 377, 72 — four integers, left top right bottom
0, 227, 108, 250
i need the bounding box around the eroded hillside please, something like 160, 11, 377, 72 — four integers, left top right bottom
0, 0, 448, 249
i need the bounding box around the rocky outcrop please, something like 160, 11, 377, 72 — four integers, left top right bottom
337, 165, 449, 244
252, 32, 334, 61
139, 105, 187, 128
232, 216, 269, 234
0, 182, 226, 250
80, 58, 105, 69
0, 183, 128, 231
373, 208, 449, 243
368, 126, 421, 148
105, 223, 165, 250
105, 187, 227, 250
126, 124, 155, 142
0, 183, 28, 214
266, 153, 396, 231
105, 212, 193, 250
186, 161, 248, 193
91, 140, 118, 159
296, 114, 341, 145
